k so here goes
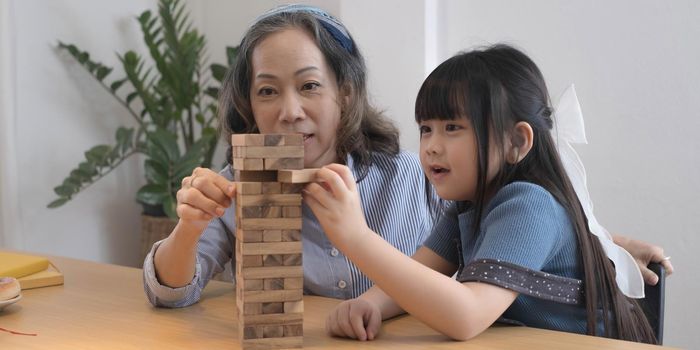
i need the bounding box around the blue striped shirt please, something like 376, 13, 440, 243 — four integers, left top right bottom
143, 150, 438, 307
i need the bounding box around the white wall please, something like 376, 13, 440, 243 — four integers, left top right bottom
0, 0, 20, 248
2, 0, 696, 347
1, 0, 152, 265
441, 1, 699, 348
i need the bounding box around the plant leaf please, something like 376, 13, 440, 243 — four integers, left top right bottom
54, 184, 76, 197
147, 128, 180, 162
210, 63, 228, 82
110, 78, 128, 92
144, 159, 169, 185
204, 87, 219, 99
95, 66, 112, 81
136, 183, 169, 206
47, 197, 70, 208
226, 46, 238, 67
163, 195, 178, 219
85, 145, 112, 165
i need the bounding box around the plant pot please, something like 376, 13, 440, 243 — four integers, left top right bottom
140, 214, 177, 263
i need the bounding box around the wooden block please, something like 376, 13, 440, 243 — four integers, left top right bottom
244, 302, 262, 315
264, 157, 304, 170
242, 241, 302, 255
243, 325, 264, 339
263, 230, 282, 242
264, 134, 303, 146
284, 323, 303, 337
282, 206, 301, 218
243, 279, 264, 291
234, 170, 278, 182
281, 230, 301, 242
237, 182, 262, 195
264, 207, 282, 218
242, 313, 303, 326
284, 277, 303, 289
261, 182, 281, 194
236, 229, 263, 243
243, 266, 303, 279
263, 134, 284, 146
261, 302, 284, 314
283, 254, 302, 266
263, 254, 284, 266
238, 194, 301, 207
242, 336, 303, 349
239, 218, 302, 230
232, 146, 303, 158
244, 289, 303, 303
281, 183, 305, 194
277, 168, 318, 183
232, 134, 265, 146
233, 158, 264, 171
284, 300, 304, 314
264, 278, 284, 290
241, 255, 263, 267
263, 325, 284, 338
240, 206, 282, 219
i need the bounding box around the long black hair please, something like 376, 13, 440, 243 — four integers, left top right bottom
415, 44, 655, 343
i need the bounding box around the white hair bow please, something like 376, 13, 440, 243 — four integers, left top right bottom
552, 85, 644, 298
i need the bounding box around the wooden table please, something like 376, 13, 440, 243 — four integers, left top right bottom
0, 254, 671, 349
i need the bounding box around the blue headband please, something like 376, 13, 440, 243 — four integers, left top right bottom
254, 4, 354, 53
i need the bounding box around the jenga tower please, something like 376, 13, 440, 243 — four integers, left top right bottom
232, 133, 316, 350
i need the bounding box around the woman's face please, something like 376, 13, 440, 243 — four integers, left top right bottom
250, 28, 343, 169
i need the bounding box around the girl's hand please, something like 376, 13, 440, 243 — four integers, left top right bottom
326, 298, 382, 341
303, 164, 370, 248
176, 167, 236, 231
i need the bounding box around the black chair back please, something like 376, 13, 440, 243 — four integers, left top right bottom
639, 262, 665, 344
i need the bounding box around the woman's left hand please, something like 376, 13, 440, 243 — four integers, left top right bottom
613, 234, 674, 285
303, 164, 370, 248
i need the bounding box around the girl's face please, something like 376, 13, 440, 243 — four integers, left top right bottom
419, 117, 500, 201
250, 28, 343, 168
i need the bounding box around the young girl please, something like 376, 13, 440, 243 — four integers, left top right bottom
304, 44, 656, 343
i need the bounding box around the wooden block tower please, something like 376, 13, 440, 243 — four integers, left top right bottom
232, 133, 313, 349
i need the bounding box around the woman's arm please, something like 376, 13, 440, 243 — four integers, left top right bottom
153, 167, 235, 287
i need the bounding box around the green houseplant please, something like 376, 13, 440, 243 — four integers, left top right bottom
48, 0, 236, 220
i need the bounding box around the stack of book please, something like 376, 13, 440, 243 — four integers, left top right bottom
0, 252, 64, 290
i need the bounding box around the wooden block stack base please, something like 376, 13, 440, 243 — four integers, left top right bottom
233, 133, 317, 350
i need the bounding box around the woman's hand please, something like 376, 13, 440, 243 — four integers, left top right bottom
613, 235, 674, 285
176, 167, 236, 232
303, 164, 371, 249
326, 298, 382, 341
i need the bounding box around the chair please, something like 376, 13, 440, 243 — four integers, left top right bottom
639, 262, 665, 344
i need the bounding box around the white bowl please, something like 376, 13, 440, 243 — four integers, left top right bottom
0, 294, 22, 311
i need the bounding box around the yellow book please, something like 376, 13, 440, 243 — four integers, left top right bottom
17, 263, 64, 290
0, 252, 50, 278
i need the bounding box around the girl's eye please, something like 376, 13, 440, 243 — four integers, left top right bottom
419, 125, 431, 134
258, 87, 276, 96
445, 124, 462, 132
302, 82, 320, 91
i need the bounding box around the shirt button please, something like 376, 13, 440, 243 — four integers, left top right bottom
330, 248, 339, 257
338, 280, 347, 289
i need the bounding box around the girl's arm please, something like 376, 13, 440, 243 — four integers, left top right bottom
305, 164, 518, 340
325, 246, 462, 340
